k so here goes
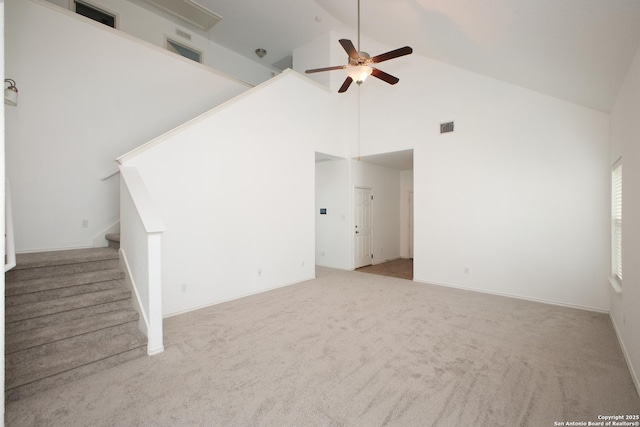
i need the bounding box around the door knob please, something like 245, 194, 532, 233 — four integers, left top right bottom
355, 231, 359, 234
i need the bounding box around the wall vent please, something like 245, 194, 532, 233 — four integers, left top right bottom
440, 121, 454, 134
144, 0, 222, 31
176, 29, 192, 40
74, 1, 116, 28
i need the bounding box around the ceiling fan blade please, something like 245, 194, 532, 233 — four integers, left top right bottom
305, 65, 346, 74
338, 77, 354, 93
339, 39, 360, 60
371, 46, 413, 64
371, 68, 400, 85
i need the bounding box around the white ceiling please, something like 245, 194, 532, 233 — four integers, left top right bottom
197, 0, 640, 112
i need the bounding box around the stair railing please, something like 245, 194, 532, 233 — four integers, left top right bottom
119, 166, 165, 355
5, 179, 16, 272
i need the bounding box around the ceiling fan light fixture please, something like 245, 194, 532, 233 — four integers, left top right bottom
347, 65, 372, 84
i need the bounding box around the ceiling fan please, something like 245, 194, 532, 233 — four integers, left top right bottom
305, 0, 413, 93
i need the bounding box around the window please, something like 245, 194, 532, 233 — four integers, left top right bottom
166, 39, 203, 63
612, 161, 622, 285
74, 1, 116, 28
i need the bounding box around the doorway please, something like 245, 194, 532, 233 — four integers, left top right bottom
354, 187, 373, 268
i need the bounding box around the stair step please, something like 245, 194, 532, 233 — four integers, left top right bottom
4, 246, 148, 402
105, 233, 120, 249
6, 299, 133, 335
7, 248, 119, 282
6, 269, 125, 297
6, 321, 141, 368
6, 308, 139, 354
6, 345, 146, 402
6, 288, 132, 323
6, 329, 146, 390
6, 278, 125, 308
105, 233, 120, 243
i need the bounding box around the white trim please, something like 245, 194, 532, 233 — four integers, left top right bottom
353, 185, 374, 269
4, 180, 16, 272
413, 278, 609, 314
119, 248, 150, 337
146, 232, 164, 355
116, 69, 329, 163
163, 275, 316, 319
609, 313, 640, 397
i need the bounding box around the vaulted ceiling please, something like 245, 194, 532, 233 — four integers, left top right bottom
198, 0, 640, 112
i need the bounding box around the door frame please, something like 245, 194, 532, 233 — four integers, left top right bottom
408, 191, 414, 259
353, 186, 373, 269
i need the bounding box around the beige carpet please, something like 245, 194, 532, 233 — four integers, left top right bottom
6, 267, 640, 426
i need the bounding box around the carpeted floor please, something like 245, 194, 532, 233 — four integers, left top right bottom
6, 267, 640, 426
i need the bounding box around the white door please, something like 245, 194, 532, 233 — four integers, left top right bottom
354, 187, 373, 268
409, 191, 414, 259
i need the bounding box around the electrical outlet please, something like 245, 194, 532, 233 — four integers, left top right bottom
302, 261, 305, 267
181, 284, 187, 293
81, 219, 89, 228
464, 267, 470, 274
258, 269, 262, 276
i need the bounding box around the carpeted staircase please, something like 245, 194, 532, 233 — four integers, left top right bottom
5, 246, 147, 402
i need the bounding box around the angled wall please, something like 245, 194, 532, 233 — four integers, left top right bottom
5, 0, 251, 252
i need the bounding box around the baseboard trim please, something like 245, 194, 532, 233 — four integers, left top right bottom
609, 313, 640, 398
413, 278, 608, 314
163, 276, 316, 319
147, 346, 165, 356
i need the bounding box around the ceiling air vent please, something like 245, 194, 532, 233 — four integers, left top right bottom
440, 121, 454, 134
143, 0, 222, 31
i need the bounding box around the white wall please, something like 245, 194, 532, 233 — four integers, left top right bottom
400, 170, 414, 259
315, 158, 350, 269
5, 0, 251, 252
340, 39, 611, 311
609, 43, 640, 392
351, 160, 402, 265
1, 0, 6, 419
45, 0, 275, 85
123, 72, 342, 316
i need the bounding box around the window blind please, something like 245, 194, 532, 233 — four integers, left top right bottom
612, 163, 622, 282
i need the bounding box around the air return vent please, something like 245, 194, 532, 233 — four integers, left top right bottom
440, 121, 454, 134
144, 0, 222, 31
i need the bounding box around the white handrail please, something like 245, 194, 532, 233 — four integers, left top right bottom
5, 179, 16, 272
119, 165, 165, 355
